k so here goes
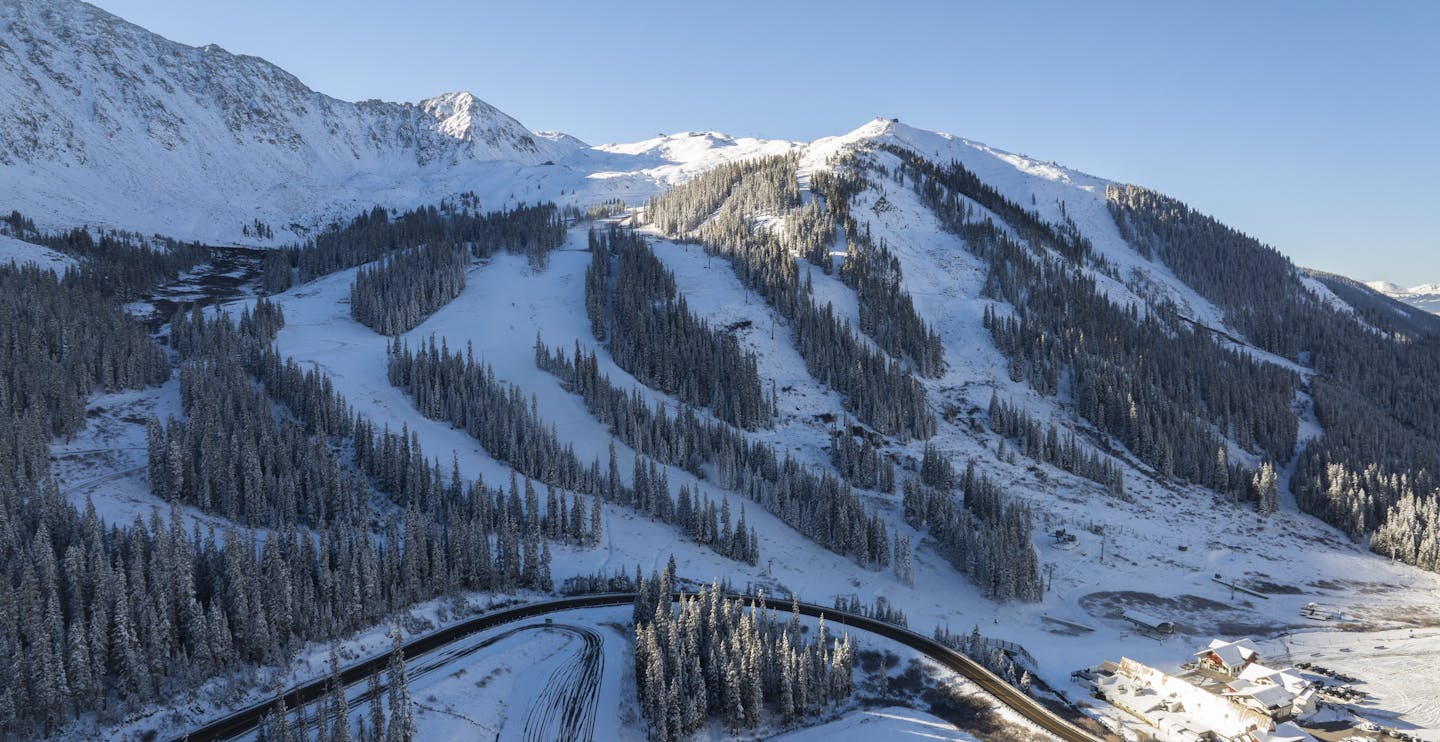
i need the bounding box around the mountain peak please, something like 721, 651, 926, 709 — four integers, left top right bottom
0, 3, 580, 240
416, 90, 542, 155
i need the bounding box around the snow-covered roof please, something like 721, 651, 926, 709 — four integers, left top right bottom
1224, 680, 1296, 711
1237, 663, 1311, 693
1198, 638, 1260, 668
1122, 609, 1172, 629
1259, 722, 1309, 742
1111, 658, 1275, 740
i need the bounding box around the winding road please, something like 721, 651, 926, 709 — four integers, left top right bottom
172, 593, 1105, 742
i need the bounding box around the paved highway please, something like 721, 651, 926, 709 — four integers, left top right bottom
173, 592, 1105, 742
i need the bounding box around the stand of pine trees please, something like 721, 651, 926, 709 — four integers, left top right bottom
987, 394, 1126, 496
3, 210, 210, 301
892, 147, 1296, 508
832, 595, 908, 628
828, 422, 896, 493
1109, 185, 1440, 569
645, 156, 935, 441
0, 260, 171, 735
388, 335, 593, 492
537, 340, 900, 567
261, 201, 566, 291
781, 200, 836, 271
811, 164, 945, 377
877, 145, 1097, 267
389, 336, 758, 565
350, 242, 468, 335
0, 274, 606, 736
585, 227, 771, 430
932, 625, 1033, 691
902, 459, 1044, 602
631, 571, 855, 740
259, 630, 414, 742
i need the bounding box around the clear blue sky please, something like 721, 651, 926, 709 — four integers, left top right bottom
92, 0, 1439, 284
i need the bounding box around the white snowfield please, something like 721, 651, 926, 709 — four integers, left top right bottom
0, 232, 76, 273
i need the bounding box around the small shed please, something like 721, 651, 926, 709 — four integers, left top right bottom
1122, 609, 1176, 635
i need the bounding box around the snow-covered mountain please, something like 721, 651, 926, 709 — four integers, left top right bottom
12, 2, 1440, 740
0, 0, 583, 242
1365, 280, 1440, 314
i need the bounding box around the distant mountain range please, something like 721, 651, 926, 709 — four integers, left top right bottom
1364, 281, 1440, 315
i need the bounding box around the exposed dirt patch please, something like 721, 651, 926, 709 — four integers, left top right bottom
1080, 590, 1296, 636
1246, 578, 1305, 596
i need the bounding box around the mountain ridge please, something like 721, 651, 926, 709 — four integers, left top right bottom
1365, 279, 1440, 315
0, 0, 580, 242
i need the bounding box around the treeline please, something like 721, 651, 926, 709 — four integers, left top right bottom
537, 341, 901, 568
883, 145, 1096, 266
262, 201, 566, 291
260, 633, 414, 742
645, 156, 800, 236
987, 394, 1126, 496
829, 422, 896, 493
389, 336, 754, 564
350, 242, 468, 335
902, 460, 1043, 602
0, 266, 170, 439
813, 165, 946, 377
646, 155, 935, 441
3, 210, 210, 301
1107, 185, 1297, 353
0, 284, 562, 735
585, 227, 771, 430
832, 595, 908, 628
933, 625, 1034, 692
632, 572, 855, 739
1108, 186, 1440, 569
895, 147, 1297, 506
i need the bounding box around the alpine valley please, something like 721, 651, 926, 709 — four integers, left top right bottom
2, 2, 1439, 741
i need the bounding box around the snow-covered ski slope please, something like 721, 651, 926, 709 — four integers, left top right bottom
251, 216, 1440, 737
41, 113, 1440, 737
